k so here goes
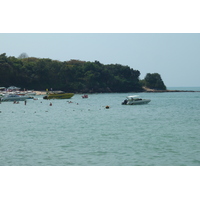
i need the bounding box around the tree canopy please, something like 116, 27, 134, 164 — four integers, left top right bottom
0, 53, 144, 93
18, 52, 29, 59
142, 73, 167, 90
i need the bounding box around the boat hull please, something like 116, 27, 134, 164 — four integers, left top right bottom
1, 95, 29, 102
43, 93, 74, 99
122, 96, 151, 105
126, 99, 151, 105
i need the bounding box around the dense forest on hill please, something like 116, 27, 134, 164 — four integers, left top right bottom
0, 53, 166, 92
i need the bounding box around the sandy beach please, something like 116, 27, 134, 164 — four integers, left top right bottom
35, 91, 46, 95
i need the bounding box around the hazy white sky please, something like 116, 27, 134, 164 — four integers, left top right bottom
1, 33, 200, 87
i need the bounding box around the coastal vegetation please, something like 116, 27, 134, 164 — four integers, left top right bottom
140, 73, 167, 90
0, 53, 166, 92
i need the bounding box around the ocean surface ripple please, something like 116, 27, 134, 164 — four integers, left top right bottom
1, 88, 200, 166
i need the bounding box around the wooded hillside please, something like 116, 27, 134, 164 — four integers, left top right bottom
0, 53, 143, 93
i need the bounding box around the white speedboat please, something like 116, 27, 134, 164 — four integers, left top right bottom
0, 94, 30, 102
25, 90, 36, 96
122, 95, 151, 105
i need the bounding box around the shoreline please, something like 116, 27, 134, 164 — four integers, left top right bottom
142, 87, 200, 93
34, 87, 200, 95
33, 88, 200, 95
35, 91, 46, 95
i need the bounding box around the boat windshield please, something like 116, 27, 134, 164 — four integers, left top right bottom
127, 95, 139, 100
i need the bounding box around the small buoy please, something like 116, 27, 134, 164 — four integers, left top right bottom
105, 105, 110, 109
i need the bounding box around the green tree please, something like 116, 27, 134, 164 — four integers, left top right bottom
18, 53, 29, 59
144, 73, 166, 90
0, 53, 147, 92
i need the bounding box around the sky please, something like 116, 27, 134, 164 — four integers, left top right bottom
1, 33, 200, 87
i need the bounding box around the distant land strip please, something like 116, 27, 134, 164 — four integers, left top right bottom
34, 89, 200, 95
143, 87, 200, 93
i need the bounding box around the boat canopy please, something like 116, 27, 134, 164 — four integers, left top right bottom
7, 86, 21, 91
48, 91, 65, 94
127, 95, 139, 100
0, 87, 6, 91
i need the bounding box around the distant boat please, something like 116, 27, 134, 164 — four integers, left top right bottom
82, 94, 88, 98
25, 90, 36, 96
43, 91, 74, 99
0, 94, 30, 102
122, 95, 151, 105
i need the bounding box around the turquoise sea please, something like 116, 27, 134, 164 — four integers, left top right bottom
1, 87, 200, 166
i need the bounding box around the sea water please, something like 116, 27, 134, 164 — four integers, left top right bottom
1, 87, 200, 166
